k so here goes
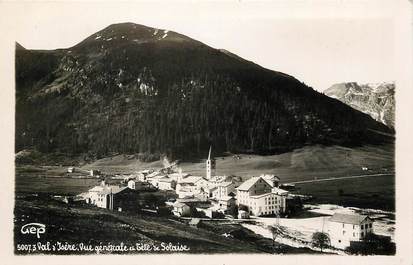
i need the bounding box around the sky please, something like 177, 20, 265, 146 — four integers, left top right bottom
3, 0, 398, 91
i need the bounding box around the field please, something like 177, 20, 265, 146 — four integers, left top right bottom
15, 144, 395, 210
14, 195, 318, 254
293, 174, 395, 211
77, 144, 394, 182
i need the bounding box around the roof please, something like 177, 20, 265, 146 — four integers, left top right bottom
173, 202, 189, 208
98, 186, 127, 195
329, 213, 370, 225
179, 176, 204, 184
219, 196, 235, 201
152, 175, 167, 180
261, 174, 280, 181
189, 218, 201, 225
237, 177, 267, 191
168, 173, 189, 178
217, 181, 233, 187
158, 177, 173, 183
178, 182, 195, 186
271, 187, 289, 195
88, 186, 105, 192
146, 171, 161, 179
209, 175, 230, 183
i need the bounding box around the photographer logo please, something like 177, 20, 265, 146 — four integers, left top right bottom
21, 223, 46, 239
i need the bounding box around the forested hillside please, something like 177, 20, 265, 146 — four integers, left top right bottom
15, 23, 393, 160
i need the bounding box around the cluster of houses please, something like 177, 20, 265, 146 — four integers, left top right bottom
82, 147, 292, 219
80, 148, 383, 251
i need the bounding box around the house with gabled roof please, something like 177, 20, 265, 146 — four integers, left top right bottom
212, 181, 236, 200
236, 176, 288, 216
157, 177, 176, 191
328, 212, 374, 249
260, 174, 280, 187
172, 201, 191, 217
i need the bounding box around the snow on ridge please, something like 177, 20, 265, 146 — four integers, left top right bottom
365, 81, 395, 92
153, 29, 159, 36
95, 35, 102, 40
160, 30, 169, 39
379, 110, 387, 125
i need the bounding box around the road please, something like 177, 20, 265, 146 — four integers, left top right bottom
285, 172, 394, 185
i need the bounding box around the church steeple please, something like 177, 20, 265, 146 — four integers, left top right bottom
206, 146, 214, 180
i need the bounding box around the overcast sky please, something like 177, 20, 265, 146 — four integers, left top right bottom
5, 1, 397, 91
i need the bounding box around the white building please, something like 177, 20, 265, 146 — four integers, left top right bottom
95, 186, 127, 209
172, 202, 191, 217
213, 196, 236, 212
86, 185, 106, 205
260, 174, 280, 187
127, 179, 153, 190
168, 171, 189, 182
328, 213, 374, 249
212, 181, 235, 199
157, 178, 176, 191
86, 181, 129, 210
127, 180, 136, 189
208, 175, 232, 186
236, 176, 288, 216
147, 174, 168, 188
89, 169, 101, 177
176, 182, 199, 198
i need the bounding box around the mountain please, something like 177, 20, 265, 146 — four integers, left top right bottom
15, 23, 393, 160
324, 82, 395, 129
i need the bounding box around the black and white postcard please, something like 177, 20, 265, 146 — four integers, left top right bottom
0, 1, 412, 265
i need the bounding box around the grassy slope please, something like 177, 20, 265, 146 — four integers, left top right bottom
15, 144, 395, 209
82, 144, 394, 182
14, 195, 318, 254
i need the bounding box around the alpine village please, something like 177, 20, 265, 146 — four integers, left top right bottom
14, 23, 395, 255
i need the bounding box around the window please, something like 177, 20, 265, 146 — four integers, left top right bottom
353, 225, 355, 229
369, 223, 372, 228
361, 232, 364, 237
343, 231, 346, 235
342, 223, 345, 228
353, 232, 355, 237
361, 224, 364, 229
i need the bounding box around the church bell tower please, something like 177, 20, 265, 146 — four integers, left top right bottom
206, 146, 215, 179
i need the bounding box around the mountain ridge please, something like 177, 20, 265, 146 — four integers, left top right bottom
324, 82, 395, 129
15, 22, 393, 159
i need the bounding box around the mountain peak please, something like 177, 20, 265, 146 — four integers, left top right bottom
15, 23, 393, 158
72, 22, 194, 51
